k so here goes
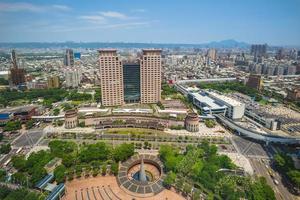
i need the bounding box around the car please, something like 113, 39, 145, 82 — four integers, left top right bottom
273, 179, 279, 185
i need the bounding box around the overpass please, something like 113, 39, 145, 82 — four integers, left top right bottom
177, 77, 237, 84
32, 115, 64, 121
215, 114, 300, 145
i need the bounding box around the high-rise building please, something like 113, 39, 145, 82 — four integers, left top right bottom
10, 50, 25, 86
251, 44, 267, 61
123, 62, 140, 103
64, 49, 74, 67
140, 49, 162, 104
275, 66, 284, 76
207, 49, 217, 61
275, 48, 284, 60
99, 49, 124, 106
47, 76, 60, 88
65, 68, 81, 88
286, 65, 296, 75
246, 74, 262, 90
286, 87, 300, 101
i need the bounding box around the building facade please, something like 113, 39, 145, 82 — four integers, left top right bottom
65, 68, 81, 88
246, 74, 262, 90
99, 49, 124, 106
64, 110, 78, 129
207, 49, 217, 61
123, 63, 141, 103
47, 76, 60, 88
10, 50, 25, 86
64, 49, 74, 67
140, 49, 162, 104
251, 44, 267, 59
185, 113, 199, 132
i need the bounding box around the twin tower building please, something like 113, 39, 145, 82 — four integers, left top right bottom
99, 49, 162, 107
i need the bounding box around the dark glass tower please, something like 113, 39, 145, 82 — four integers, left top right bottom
123, 63, 140, 103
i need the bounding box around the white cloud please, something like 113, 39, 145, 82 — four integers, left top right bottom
0, 2, 42, 12
52, 5, 71, 11
99, 11, 129, 20
78, 15, 106, 24
0, 2, 71, 12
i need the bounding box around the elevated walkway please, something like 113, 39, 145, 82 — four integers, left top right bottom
216, 114, 300, 145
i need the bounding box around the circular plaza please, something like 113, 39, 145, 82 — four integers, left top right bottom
117, 154, 166, 197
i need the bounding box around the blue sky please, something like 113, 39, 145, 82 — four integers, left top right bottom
0, 0, 300, 45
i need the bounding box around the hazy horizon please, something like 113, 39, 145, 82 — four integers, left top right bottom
0, 0, 300, 46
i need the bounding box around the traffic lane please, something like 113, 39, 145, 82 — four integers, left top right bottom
250, 158, 296, 200
12, 130, 44, 147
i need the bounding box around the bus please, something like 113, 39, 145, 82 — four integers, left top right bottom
3, 158, 11, 167
16, 147, 22, 154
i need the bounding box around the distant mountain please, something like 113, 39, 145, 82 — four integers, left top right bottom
203, 39, 250, 48
0, 40, 250, 49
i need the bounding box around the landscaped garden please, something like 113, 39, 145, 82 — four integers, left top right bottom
160, 141, 276, 200
10, 140, 134, 187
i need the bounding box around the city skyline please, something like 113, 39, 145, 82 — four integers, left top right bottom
0, 0, 300, 46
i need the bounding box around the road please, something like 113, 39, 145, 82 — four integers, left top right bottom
250, 158, 298, 200
12, 129, 44, 147
232, 135, 298, 200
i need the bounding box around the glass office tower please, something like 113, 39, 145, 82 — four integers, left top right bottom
123, 63, 140, 103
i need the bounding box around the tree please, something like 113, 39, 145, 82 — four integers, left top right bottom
3, 121, 21, 132
54, 165, 66, 183
25, 120, 34, 130
250, 177, 276, 200
183, 184, 192, 195
43, 99, 53, 109
53, 108, 60, 116
79, 142, 111, 163
163, 171, 176, 188
62, 103, 72, 111
26, 150, 53, 171
0, 144, 11, 154
191, 160, 204, 176
101, 164, 107, 175
11, 155, 26, 171
49, 140, 77, 158
274, 154, 285, 169
110, 162, 119, 176
204, 119, 216, 128
113, 143, 134, 162
0, 169, 6, 182
287, 170, 300, 187
78, 121, 85, 128
62, 154, 76, 168
0, 78, 9, 85
0, 133, 3, 141
30, 166, 47, 185
12, 172, 27, 186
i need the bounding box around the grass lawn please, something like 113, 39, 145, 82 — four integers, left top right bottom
106, 128, 168, 136
11, 99, 29, 106
259, 99, 269, 105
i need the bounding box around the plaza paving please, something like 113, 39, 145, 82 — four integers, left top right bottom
63, 176, 185, 200
165, 123, 231, 137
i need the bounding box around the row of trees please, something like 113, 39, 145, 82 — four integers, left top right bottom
0, 143, 11, 154
199, 82, 263, 101
0, 88, 94, 107
10, 140, 135, 186
274, 153, 300, 189
160, 142, 275, 200
3, 121, 21, 132
0, 185, 44, 200
0, 88, 69, 107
